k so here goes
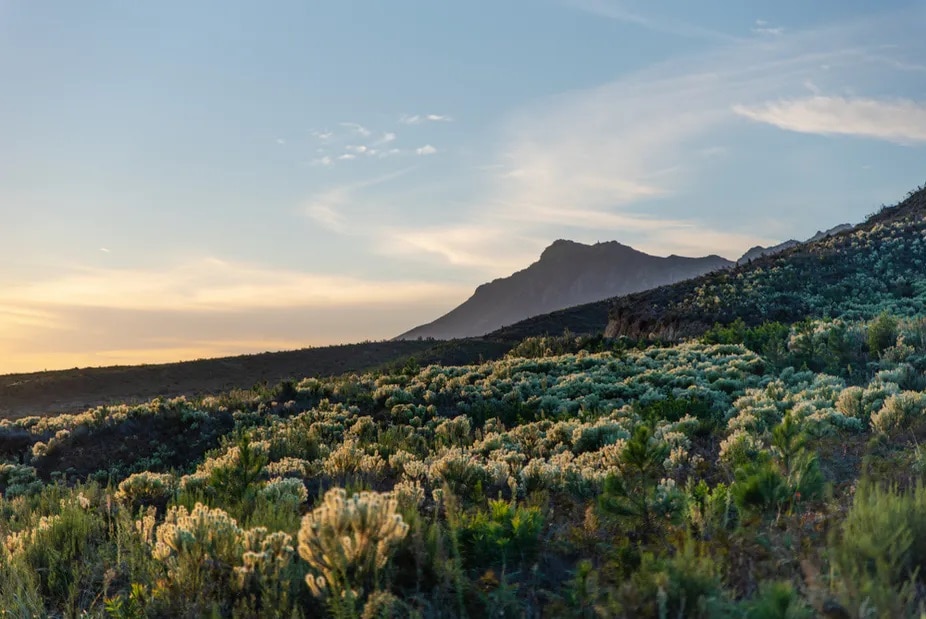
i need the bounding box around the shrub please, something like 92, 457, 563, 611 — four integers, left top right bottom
870, 391, 926, 435
868, 313, 899, 357
258, 477, 308, 509
828, 482, 926, 617
598, 425, 679, 542
745, 581, 814, 619
115, 471, 177, 508
150, 503, 245, 604
297, 488, 409, 611
460, 499, 544, 569
0, 463, 42, 499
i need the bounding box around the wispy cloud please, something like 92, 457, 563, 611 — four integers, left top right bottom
380, 225, 544, 272
415, 144, 438, 156
565, 0, 739, 42
752, 19, 784, 37
301, 167, 416, 234
733, 96, 926, 144
401, 114, 453, 125
339, 122, 372, 137
305, 189, 349, 233
377, 8, 925, 268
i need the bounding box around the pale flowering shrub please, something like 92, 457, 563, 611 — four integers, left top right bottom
387, 450, 415, 473
401, 459, 429, 480
571, 419, 628, 454
151, 503, 243, 577
323, 438, 386, 480
719, 428, 763, 467
115, 471, 177, 507
297, 488, 409, 603
147, 502, 296, 609
5, 515, 61, 556
264, 456, 318, 478
234, 527, 295, 604
259, 477, 308, 508
428, 447, 489, 497
836, 386, 866, 419
871, 392, 926, 435
434, 415, 472, 447
519, 458, 561, 494
392, 478, 426, 510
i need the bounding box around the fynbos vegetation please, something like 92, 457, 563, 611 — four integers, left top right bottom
3, 187, 926, 617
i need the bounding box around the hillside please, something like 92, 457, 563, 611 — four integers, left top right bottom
605, 186, 926, 340
736, 223, 852, 265
0, 339, 511, 419
398, 240, 733, 340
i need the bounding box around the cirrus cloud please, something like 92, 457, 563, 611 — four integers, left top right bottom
733, 96, 926, 144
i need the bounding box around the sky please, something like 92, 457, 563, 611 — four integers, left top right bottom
2, 0, 926, 374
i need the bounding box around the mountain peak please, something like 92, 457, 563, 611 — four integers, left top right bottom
397, 239, 733, 340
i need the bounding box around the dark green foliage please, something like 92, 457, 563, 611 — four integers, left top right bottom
828, 482, 926, 617
206, 435, 268, 515
687, 480, 737, 538
460, 499, 544, 569
868, 312, 899, 357
618, 541, 729, 619
733, 415, 824, 518
732, 456, 790, 517
598, 425, 678, 542
745, 582, 814, 619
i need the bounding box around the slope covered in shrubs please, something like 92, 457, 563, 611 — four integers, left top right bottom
4, 308, 926, 616
605, 186, 926, 340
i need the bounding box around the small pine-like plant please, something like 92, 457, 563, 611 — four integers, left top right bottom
598, 424, 676, 542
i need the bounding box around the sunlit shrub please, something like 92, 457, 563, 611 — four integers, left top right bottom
297, 488, 409, 608
870, 391, 926, 435
259, 477, 308, 509
115, 471, 177, 508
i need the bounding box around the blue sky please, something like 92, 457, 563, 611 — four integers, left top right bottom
2, 0, 926, 372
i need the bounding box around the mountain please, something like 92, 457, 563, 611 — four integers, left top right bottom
604, 186, 926, 340
397, 240, 734, 340
736, 223, 853, 265
736, 240, 800, 265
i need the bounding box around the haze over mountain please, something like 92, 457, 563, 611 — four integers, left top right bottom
398, 240, 733, 340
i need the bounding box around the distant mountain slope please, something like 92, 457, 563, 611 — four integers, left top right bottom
604, 185, 926, 340
398, 240, 733, 340
736, 223, 852, 265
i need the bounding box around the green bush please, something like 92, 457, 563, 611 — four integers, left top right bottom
868, 313, 899, 357
828, 482, 926, 617
460, 499, 544, 569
